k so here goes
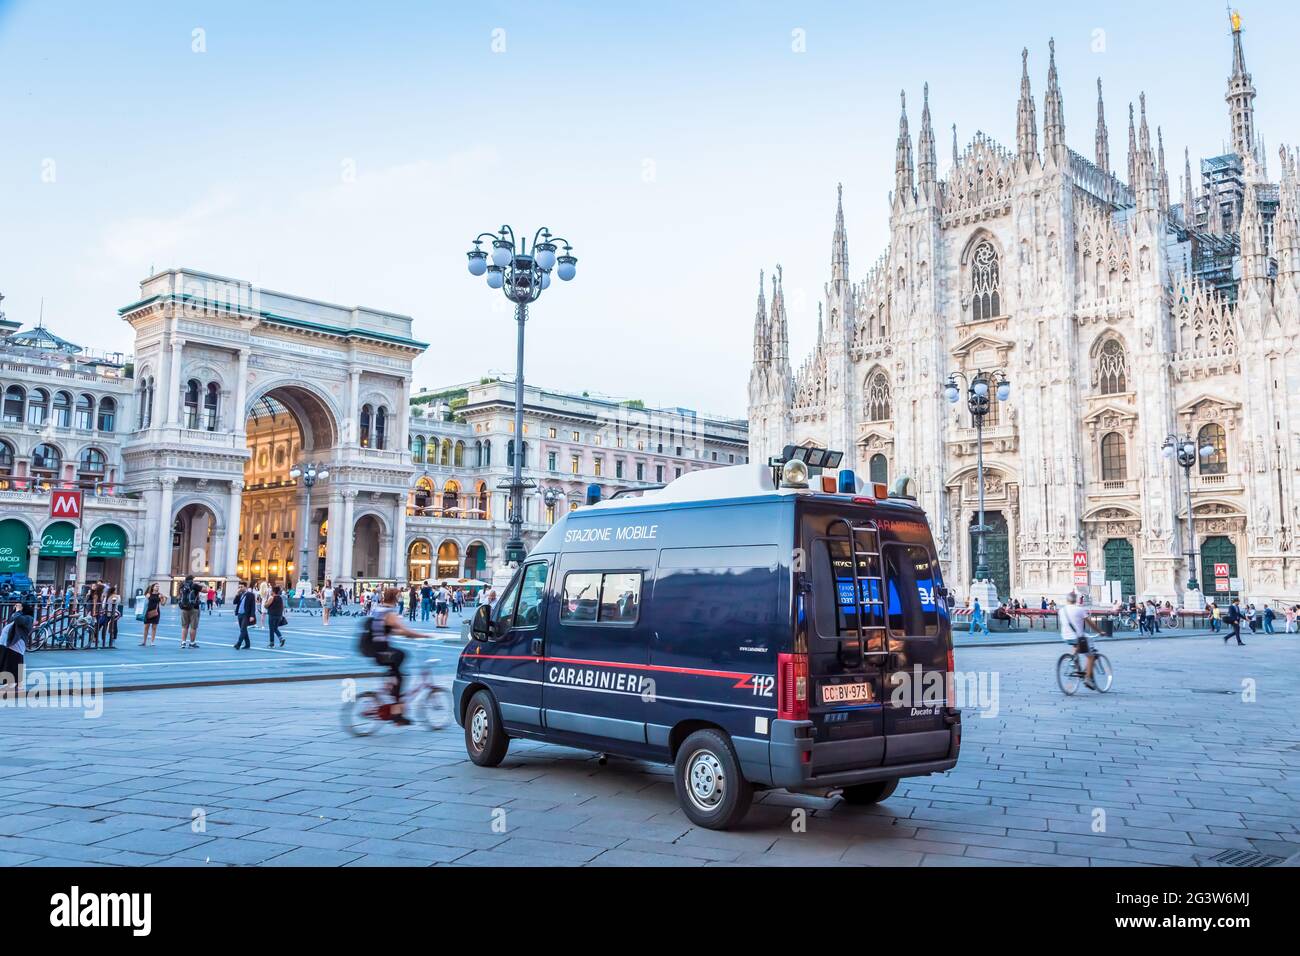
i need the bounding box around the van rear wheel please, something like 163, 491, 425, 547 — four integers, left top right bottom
464, 689, 509, 767
673, 729, 753, 830
840, 779, 899, 805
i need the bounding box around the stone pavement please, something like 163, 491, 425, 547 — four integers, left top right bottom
0, 632, 1296, 866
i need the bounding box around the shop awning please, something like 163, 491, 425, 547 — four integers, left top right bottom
41, 521, 76, 557
0, 519, 31, 572
88, 523, 127, 558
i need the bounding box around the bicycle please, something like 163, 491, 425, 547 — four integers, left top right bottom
342, 657, 451, 735
1057, 645, 1113, 695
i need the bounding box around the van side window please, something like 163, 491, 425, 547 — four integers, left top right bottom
883, 544, 941, 636
492, 575, 522, 630
561, 571, 643, 625
513, 562, 549, 629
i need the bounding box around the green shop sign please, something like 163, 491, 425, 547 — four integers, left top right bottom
0, 520, 31, 573
88, 524, 127, 558
41, 521, 77, 557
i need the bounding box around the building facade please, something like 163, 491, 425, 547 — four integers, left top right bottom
0, 272, 747, 598
749, 15, 1300, 606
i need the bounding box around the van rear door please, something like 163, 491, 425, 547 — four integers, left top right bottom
878, 541, 953, 765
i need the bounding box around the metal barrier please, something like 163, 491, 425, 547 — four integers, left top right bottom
0, 598, 122, 650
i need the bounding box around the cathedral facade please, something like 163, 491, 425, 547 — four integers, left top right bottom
748, 15, 1300, 606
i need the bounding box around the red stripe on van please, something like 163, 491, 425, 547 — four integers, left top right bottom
463, 648, 756, 681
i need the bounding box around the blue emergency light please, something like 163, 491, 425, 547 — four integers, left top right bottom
585, 483, 602, 506
837, 469, 857, 494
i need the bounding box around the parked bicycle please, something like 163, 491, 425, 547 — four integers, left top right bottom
342, 657, 451, 735
1057, 645, 1113, 695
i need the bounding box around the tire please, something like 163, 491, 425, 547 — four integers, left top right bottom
673, 729, 754, 830
1091, 654, 1113, 693
464, 689, 509, 766
417, 686, 452, 731
840, 778, 899, 805
1056, 654, 1081, 695
342, 691, 382, 737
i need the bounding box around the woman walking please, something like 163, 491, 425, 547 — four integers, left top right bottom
140, 584, 163, 646
1, 596, 33, 693
266, 585, 285, 648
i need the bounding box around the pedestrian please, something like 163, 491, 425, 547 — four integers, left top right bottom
178, 573, 202, 649
257, 579, 271, 626
1286, 605, 1297, 634
436, 584, 451, 628
206, 584, 216, 614
321, 580, 332, 626
1262, 604, 1276, 634
0, 596, 33, 694
407, 583, 418, 621
1225, 599, 1245, 646
1208, 600, 1221, 633
1246, 604, 1258, 633
266, 585, 285, 648
233, 582, 256, 650
104, 584, 121, 648
420, 580, 433, 623
94, 584, 115, 648
971, 597, 989, 637
139, 584, 163, 646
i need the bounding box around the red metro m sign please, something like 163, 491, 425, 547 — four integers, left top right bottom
50, 488, 82, 520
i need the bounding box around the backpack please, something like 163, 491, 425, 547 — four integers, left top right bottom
358, 610, 386, 656
179, 583, 199, 610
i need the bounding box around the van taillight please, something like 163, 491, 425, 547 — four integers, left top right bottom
946, 648, 956, 707
778, 652, 809, 721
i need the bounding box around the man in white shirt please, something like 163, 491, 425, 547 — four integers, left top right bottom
1059, 591, 1099, 688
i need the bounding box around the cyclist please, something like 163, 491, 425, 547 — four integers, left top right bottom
1060, 591, 1100, 688
360, 586, 432, 725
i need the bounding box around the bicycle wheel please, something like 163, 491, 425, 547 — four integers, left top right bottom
416, 686, 452, 731
342, 691, 383, 736
1057, 654, 1081, 695
1091, 654, 1113, 693
29, 624, 49, 652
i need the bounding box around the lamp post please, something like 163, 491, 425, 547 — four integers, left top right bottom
943, 369, 1011, 602
1162, 433, 1215, 601
289, 461, 329, 592
542, 486, 565, 525
466, 225, 578, 567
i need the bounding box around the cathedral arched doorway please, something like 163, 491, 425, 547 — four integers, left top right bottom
1103, 538, 1137, 601
969, 511, 1010, 601
1200, 536, 1238, 601
170, 503, 219, 583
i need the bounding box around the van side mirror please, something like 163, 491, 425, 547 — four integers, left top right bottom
471, 604, 494, 641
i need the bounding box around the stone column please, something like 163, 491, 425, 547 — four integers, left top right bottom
121, 540, 139, 602
155, 330, 172, 428
396, 376, 410, 455
379, 533, 393, 583
347, 367, 361, 445
75, 541, 89, 592
393, 493, 408, 581
224, 479, 244, 589
166, 337, 185, 426
233, 348, 250, 436
339, 489, 357, 584
27, 541, 40, 581
324, 489, 343, 584
155, 477, 177, 578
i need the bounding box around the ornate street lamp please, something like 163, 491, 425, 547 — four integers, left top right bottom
1162, 433, 1215, 598
542, 486, 565, 524
943, 369, 1011, 601
289, 461, 329, 592
466, 225, 578, 566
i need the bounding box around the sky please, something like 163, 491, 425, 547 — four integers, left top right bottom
2, 0, 1297, 418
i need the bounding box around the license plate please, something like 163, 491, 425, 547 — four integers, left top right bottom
821, 681, 872, 704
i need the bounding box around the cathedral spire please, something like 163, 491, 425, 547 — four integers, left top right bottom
1275, 146, 1300, 280
1042, 39, 1066, 165
1126, 102, 1137, 187
752, 269, 768, 365
952, 123, 959, 169
895, 91, 914, 200
1094, 78, 1110, 173
1226, 8, 1257, 162
1157, 127, 1169, 212
831, 183, 850, 283
917, 82, 937, 195
770, 264, 789, 372
1182, 146, 1197, 229
1239, 166, 1269, 300
1016, 47, 1038, 165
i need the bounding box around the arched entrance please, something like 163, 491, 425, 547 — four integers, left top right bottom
87, 523, 128, 591
464, 541, 488, 579
171, 503, 219, 581
1200, 536, 1238, 601
0, 519, 32, 579
1103, 538, 1136, 601
352, 514, 383, 581
436, 540, 460, 579
969, 511, 1010, 601
408, 539, 433, 583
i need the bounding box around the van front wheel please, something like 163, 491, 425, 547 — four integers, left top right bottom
464, 690, 509, 767
839, 778, 899, 805
673, 729, 753, 830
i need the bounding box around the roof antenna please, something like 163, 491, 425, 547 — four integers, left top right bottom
38, 297, 45, 329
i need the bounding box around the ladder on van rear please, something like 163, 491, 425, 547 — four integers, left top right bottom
830, 518, 889, 658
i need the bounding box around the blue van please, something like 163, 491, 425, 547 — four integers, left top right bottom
454, 462, 961, 829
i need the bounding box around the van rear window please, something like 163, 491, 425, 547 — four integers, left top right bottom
882, 544, 941, 637
561, 571, 642, 624
813, 538, 940, 639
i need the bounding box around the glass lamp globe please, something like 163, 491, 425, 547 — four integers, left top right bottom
556, 255, 577, 281
491, 240, 514, 268
995, 381, 1011, 402
486, 266, 505, 289
1162, 443, 1175, 459
1200, 445, 1215, 459
535, 242, 557, 271
972, 380, 989, 398
318, 469, 330, 480
1182, 442, 1196, 458
289, 467, 302, 479
467, 250, 488, 276
944, 384, 959, 404
540, 270, 551, 290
